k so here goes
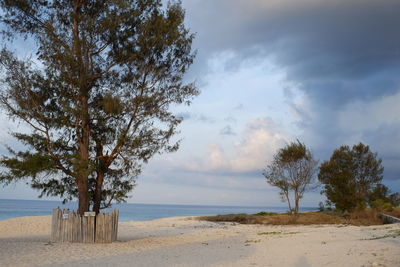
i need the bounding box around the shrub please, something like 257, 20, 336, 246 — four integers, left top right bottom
370, 199, 394, 212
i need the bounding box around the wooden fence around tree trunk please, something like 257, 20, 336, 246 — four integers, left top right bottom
51, 208, 119, 243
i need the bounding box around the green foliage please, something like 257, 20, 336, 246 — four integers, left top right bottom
368, 183, 400, 211
370, 199, 393, 212
263, 140, 318, 214
318, 143, 384, 212
0, 0, 197, 213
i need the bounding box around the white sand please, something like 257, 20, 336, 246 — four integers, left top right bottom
0, 215, 399, 267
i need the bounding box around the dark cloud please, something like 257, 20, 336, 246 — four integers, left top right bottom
176, 112, 192, 120
224, 116, 237, 123
233, 103, 244, 110
220, 125, 236, 136
176, 112, 216, 123
363, 125, 400, 181
183, 0, 400, 189
197, 114, 216, 123
303, 119, 400, 185
184, 0, 400, 102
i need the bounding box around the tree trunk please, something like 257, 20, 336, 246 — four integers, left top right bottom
73, 1, 91, 216
77, 178, 89, 215
76, 93, 90, 215
294, 191, 300, 214
93, 172, 104, 214
76, 121, 90, 215
284, 190, 292, 214
76, 109, 90, 215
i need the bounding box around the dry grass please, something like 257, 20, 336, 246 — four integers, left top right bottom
345, 209, 383, 226
384, 208, 400, 218
199, 208, 400, 226
199, 212, 346, 225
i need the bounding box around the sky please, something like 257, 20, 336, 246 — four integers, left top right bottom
1, 0, 400, 207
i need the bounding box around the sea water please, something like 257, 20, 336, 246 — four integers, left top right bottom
0, 199, 317, 222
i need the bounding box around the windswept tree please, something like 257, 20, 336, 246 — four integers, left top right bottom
263, 141, 318, 214
0, 0, 198, 214
318, 143, 384, 212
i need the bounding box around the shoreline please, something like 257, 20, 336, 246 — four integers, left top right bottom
0, 198, 318, 222
0, 215, 399, 266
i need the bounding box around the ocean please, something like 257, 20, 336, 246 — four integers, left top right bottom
0, 199, 317, 222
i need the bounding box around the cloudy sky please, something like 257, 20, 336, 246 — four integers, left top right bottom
1, 0, 400, 207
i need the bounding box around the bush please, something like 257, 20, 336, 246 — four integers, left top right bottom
382, 203, 394, 212
370, 199, 394, 212
347, 209, 382, 225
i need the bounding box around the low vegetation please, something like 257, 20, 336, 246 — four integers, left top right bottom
245, 239, 261, 243
254, 212, 276, 216
364, 229, 400, 240
199, 208, 400, 226
257, 231, 299, 235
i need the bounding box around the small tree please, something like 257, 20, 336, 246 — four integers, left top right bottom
0, 0, 197, 215
263, 141, 318, 214
318, 143, 384, 212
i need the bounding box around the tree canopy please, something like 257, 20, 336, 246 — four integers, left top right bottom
263, 141, 318, 214
0, 0, 198, 214
318, 143, 384, 212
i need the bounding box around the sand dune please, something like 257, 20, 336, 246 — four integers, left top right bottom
0, 215, 399, 267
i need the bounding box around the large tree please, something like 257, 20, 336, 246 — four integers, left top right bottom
318, 143, 384, 212
263, 141, 318, 214
0, 0, 198, 214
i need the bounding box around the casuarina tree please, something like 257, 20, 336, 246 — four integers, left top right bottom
263, 141, 318, 214
318, 143, 384, 212
0, 0, 198, 214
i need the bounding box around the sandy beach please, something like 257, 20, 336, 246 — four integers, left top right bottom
0, 215, 399, 267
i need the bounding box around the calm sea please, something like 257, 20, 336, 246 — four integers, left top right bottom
0, 199, 317, 222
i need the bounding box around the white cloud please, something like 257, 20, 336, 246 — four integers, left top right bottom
184, 117, 287, 174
